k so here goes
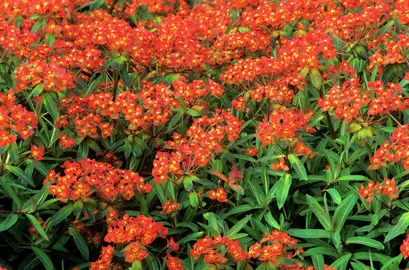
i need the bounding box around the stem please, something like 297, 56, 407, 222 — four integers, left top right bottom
109, 0, 119, 14
0, 151, 7, 175
365, 142, 378, 182
324, 112, 336, 140
112, 71, 119, 102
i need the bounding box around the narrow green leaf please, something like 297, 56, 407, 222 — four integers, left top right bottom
337, 175, 369, 181
31, 246, 54, 270
380, 254, 403, 270
50, 203, 73, 226
0, 179, 21, 209
227, 215, 251, 237
346, 237, 384, 250
288, 154, 308, 180
275, 174, 292, 209
189, 192, 199, 208
370, 64, 378, 82
331, 253, 352, 268
178, 232, 204, 245
310, 69, 322, 89
0, 214, 18, 232
306, 195, 332, 231
26, 159, 50, 178
6, 165, 35, 187
119, 66, 131, 88
264, 211, 280, 230
69, 227, 90, 260
42, 92, 59, 119
333, 193, 358, 232
326, 188, 342, 204
312, 254, 325, 270
27, 214, 49, 241
384, 212, 409, 242
287, 229, 331, 239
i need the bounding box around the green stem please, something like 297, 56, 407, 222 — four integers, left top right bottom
0, 151, 7, 175
325, 111, 337, 140
112, 71, 119, 102
365, 142, 377, 182
109, 0, 119, 14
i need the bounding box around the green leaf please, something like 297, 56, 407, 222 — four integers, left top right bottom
69, 227, 90, 260
331, 253, 352, 268
380, 254, 403, 270
370, 64, 379, 82
227, 215, 251, 237
166, 108, 184, 133
0, 213, 18, 232
45, 33, 55, 47
310, 69, 322, 89
132, 260, 142, 270
203, 212, 221, 234
333, 193, 358, 232
178, 232, 204, 245
42, 92, 59, 119
384, 212, 409, 242
50, 203, 73, 226
346, 237, 384, 250
8, 142, 19, 164
31, 19, 44, 33
274, 173, 292, 209
26, 159, 50, 178
337, 175, 369, 181
312, 254, 325, 270
182, 175, 198, 191
326, 188, 342, 204
189, 192, 199, 208
0, 179, 22, 209
287, 229, 331, 239
119, 66, 131, 88
264, 211, 280, 230
288, 154, 308, 180
306, 195, 332, 231
31, 246, 54, 270
27, 214, 49, 241
6, 165, 35, 187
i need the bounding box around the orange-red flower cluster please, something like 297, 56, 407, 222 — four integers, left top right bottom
401, 233, 409, 259
358, 178, 399, 203
248, 230, 300, 265
369, 125, 409, 171
30, 145, 44, 162
14, 62, 76, 93
153, 110, 243, 184
207, 187, 228, 203
103, 214, 168, 263
165, 253, 184, 270
190, 236, 247, 266
257, 108, 314, 147
318, 78, 409, 123
0, 92, 37, 147
161, 200, 179, 215
90, 245, 115, 270
44, 158, 151, 201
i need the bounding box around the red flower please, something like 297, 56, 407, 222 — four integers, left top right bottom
207, 187, 228, 203
161, 200, 179, 215
167, 237, 180, 251
31, 145, 44, 162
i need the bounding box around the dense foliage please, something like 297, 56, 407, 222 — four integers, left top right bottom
0, 0, 409, 269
